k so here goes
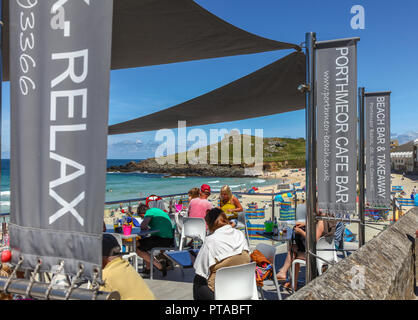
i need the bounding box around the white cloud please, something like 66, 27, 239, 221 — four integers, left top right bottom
391, 131, 418, 145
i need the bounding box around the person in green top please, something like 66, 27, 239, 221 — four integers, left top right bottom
136, 204, 174, 276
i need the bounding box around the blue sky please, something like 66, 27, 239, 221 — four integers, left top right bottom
2, 0, 418, 159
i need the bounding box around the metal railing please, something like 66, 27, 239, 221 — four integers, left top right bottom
0, 276, 120, 300
104, 189, 305, 220
1, 188, 400, 227
104, 189, 303, 205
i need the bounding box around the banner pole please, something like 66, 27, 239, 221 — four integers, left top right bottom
304, 32, 317, 283
392, 196, 396, 223
0, 0, 3, 190
358, 87, 366, 247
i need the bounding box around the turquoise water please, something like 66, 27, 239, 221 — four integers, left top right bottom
0, 159, 281, 213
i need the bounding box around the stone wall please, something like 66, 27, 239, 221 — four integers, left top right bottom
288, 207, 418, 300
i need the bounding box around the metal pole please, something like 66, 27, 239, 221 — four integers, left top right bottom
0, 0, 3, 192
392, 196, 397, 223
0, 276, 120, 300
358, 88, 366, 247
294, 190, 297, 217
304, 32, 317, 283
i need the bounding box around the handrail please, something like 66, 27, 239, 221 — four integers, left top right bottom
0, 188, 305, 217
0, 276, 120, 300
104, 189, 304, 205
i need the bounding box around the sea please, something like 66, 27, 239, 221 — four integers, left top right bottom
0, 159, 282, 214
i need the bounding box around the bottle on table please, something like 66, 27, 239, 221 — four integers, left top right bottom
273, 218, 278, 236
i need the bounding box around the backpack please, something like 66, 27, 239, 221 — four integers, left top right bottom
250, 249, 273, 287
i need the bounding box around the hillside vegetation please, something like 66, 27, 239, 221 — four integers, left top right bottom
170, 134, 306, 169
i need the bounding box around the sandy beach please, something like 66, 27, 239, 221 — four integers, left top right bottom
104, 168, 417, 242
390, 173, 417, 196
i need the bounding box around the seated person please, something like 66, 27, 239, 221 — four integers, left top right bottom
193, 208, 251, 300
275, 207, 336, 290
0, 264, 13, 300
188, 184, 213, 220
188, 187, 200, 203
136, 204, 175, 276
100, 234, 155, 300
219, 185, 243, 228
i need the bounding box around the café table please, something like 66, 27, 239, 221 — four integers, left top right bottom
105, 228, 160, 272
105, 228, 160, 253
257, 226, 293, 244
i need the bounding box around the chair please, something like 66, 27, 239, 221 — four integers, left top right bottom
179, 217, 206, 251
148, 212, 180, 280
316, 236, 338, 275
254, 243, 282, 300
164, 249, 199, 278
295, 204, 306, 222
342, 241, 359, 258
171, 212, 186, 247
291, 258, 305, 291
237, 211, 250, 247
290, 237, 339, 290
214, 262, 259, 300
168, 213, 178, 240
149, 230, 178, 280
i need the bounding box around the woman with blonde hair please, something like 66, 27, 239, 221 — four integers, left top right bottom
219, 185, 243, 228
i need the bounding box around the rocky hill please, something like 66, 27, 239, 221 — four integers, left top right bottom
107, 135, 306, 177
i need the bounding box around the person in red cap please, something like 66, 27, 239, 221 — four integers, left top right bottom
188, 184, 213, 221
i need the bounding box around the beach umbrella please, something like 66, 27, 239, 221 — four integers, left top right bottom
274, 195, 284, 202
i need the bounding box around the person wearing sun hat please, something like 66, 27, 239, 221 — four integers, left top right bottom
100, 234, 155, 300
188, 184, 213, 220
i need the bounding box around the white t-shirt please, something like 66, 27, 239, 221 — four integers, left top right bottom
193, 224, 249, 279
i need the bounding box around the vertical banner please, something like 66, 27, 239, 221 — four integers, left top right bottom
316, 38, 359, 216
9, 0, 114, 279
365, 92, 391, 208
